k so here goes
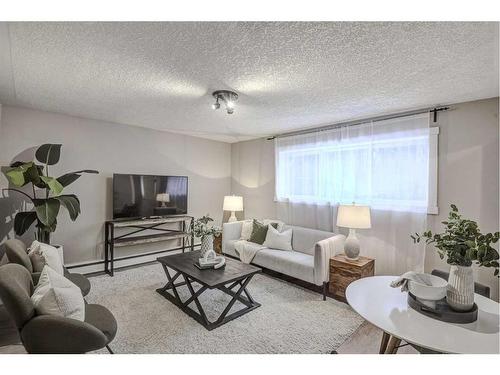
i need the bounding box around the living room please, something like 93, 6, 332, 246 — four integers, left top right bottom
0, 1, 499, 372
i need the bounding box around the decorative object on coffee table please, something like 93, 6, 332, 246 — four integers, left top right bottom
329, 254, 374, 302
223, 195, 243, 222
156, 251, 261, 330
192, 214, 221, 257
2, 143, 98, 244
412, 204, 499, 311
336, 204, 371, 260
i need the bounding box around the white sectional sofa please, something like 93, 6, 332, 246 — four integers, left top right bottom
222, 221, 346, 300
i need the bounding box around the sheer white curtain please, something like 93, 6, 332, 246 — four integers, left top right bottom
275, 114, 430, 275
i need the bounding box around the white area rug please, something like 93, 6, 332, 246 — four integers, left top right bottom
87, 263, 363, 353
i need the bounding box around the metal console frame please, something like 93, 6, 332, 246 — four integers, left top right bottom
104, 216, 194, 276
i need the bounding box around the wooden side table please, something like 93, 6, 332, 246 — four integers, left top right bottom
329, 254, 375, 302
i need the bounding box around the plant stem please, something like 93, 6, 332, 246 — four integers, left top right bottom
32, 184, 37, 199
1, 188, 33, 201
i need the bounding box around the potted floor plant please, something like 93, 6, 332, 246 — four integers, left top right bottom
412, 204, 499, 311
192, 214, 221, 257
2, 144, 98, 244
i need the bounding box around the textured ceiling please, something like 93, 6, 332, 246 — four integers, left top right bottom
0, 22, 498, 143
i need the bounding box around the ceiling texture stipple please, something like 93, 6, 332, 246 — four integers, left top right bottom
0, 22, 498, 143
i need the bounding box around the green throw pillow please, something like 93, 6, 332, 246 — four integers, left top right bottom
249, 219, 278, 245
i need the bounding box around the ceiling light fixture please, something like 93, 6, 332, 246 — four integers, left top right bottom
212, 90, 238, 115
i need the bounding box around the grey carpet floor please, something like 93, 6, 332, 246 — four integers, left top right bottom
87, 263, 364, 354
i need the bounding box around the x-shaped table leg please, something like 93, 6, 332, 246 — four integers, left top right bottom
215, 275, 254, 324
184, 276, 209, 324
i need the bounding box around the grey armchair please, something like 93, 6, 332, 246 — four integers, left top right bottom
0, 263, 116, 353
4, 239, 91, 297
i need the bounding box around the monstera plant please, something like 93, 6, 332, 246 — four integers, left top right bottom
2, 144, 98, 244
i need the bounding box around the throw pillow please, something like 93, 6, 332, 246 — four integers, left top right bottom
28, 241, 64, 275
263, 225, 293, 251
262, 219, 285, 232
240, 220, 254, 240
249, 219, 278, 245
31, 266, 85, 321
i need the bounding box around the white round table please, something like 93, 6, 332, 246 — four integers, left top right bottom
346, 276, 500, 354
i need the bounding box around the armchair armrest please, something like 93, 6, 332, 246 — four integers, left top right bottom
222, 221, 243, 254
313, 234, 346, 285
21, 315, 108, 354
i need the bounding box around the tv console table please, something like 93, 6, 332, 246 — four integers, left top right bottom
104, 215, 195, 276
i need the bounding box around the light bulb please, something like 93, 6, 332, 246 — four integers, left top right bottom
226, 101, 234, 109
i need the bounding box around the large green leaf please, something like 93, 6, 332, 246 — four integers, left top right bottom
35, 144, 62, 165
57, 169, 99, 187
14, 211, 37, 235
4, 162, 34, 187
33, 198, 60, 227
55, 194, 80, 221
40, 176, 64, 196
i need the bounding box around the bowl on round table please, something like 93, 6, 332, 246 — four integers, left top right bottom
408, 273, 447, 308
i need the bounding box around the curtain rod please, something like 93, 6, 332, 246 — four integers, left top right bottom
266, 106, 450, 140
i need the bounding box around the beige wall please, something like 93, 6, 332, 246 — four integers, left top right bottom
425, 98, 499, 301
231, 97, 499, 301
0, 106, 231, 265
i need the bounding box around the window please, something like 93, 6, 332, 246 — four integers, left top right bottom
275, 114, 438, 213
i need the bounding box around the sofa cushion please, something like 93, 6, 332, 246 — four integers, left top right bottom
263, 225, 293, 251
252, 248, 315, 284
249, 220, 278, 245
240, 220, 253, 240
286, 225, 336, 255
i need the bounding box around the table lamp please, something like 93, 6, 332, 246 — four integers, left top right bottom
336, 204, 371, 260
223, 195, 243, 222
156, 193, 170, 207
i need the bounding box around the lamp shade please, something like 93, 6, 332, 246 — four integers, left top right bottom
223, 195, 243, 212
156, 193, 170, 203
336, 204, 371, 229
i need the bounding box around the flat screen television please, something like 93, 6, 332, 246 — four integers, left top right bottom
113, 174, 188, 219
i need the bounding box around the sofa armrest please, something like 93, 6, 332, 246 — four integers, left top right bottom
313, 234, 346, 285
222, 221, 243, 253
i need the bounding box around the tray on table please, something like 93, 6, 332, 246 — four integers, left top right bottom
407, 292, 478, 324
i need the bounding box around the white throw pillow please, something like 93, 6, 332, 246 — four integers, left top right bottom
28, 241, 64, 275
240, 220, 254, 240
31, 266, 85, 321
263, 225, 293, 251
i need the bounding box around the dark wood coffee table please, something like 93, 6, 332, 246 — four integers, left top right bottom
156, 251, 262, 330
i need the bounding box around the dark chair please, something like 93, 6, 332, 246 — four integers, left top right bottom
3, 239, 91, 297
431, 269, 490, 298
0, 263, 116, 354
